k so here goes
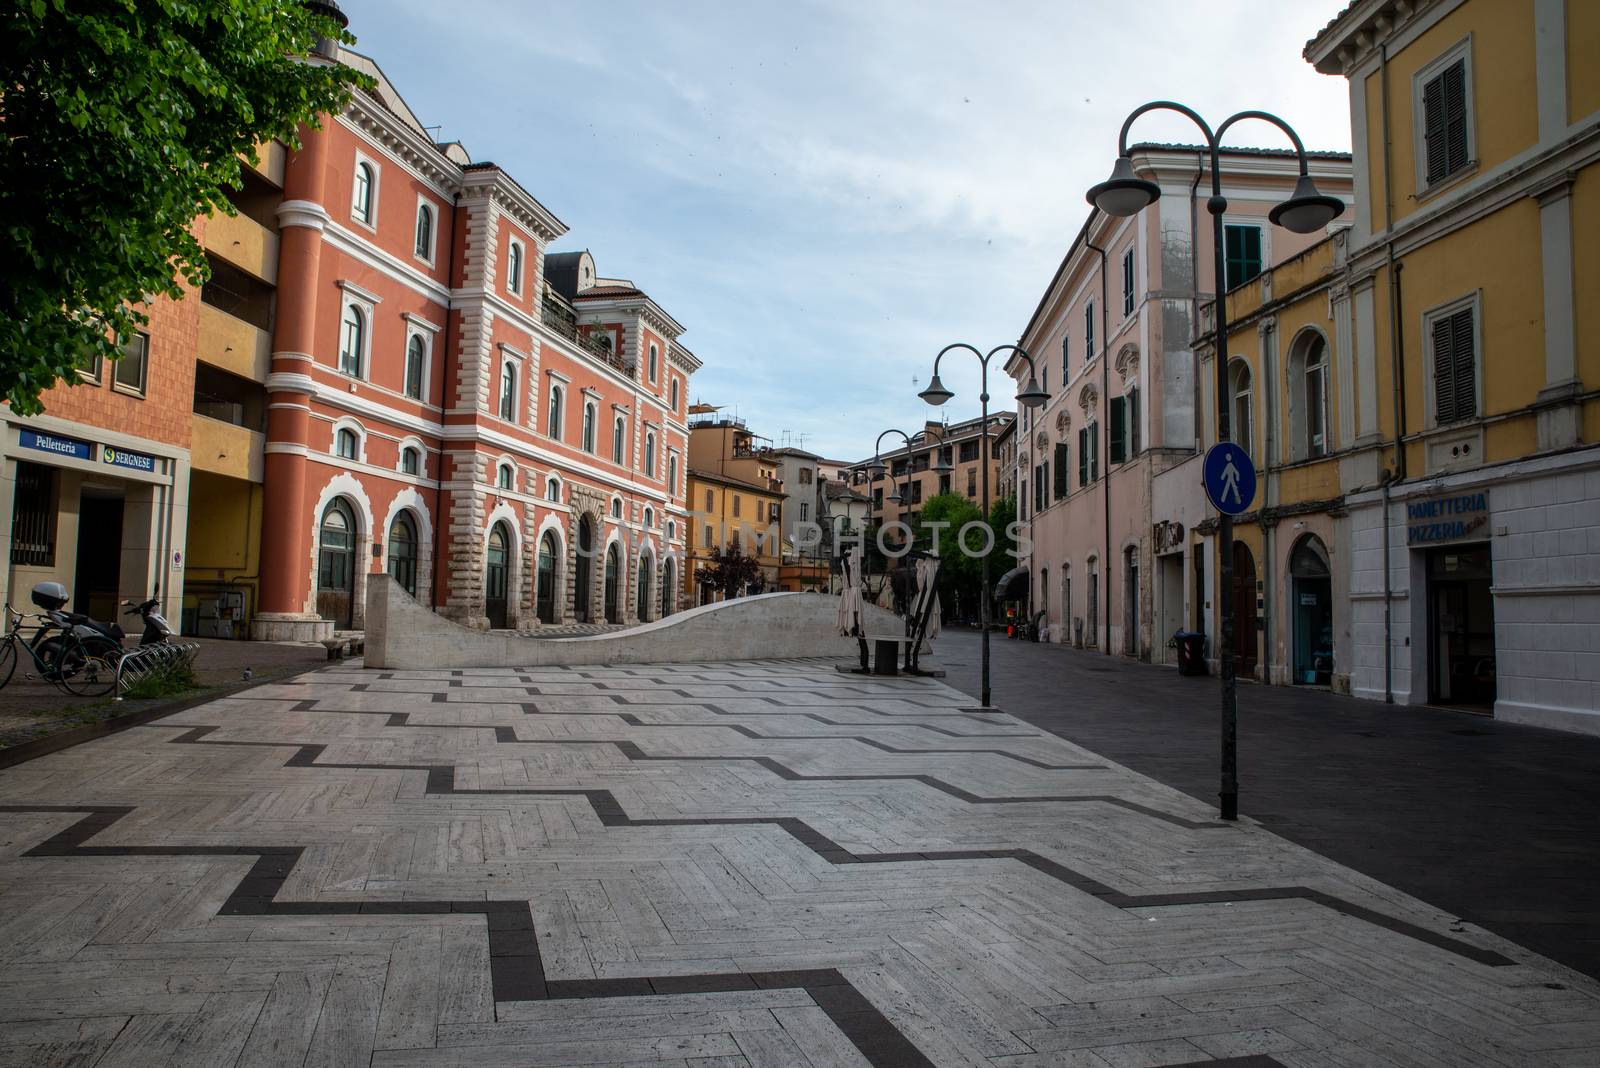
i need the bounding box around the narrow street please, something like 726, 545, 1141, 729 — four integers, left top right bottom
938, 628, 1600, 983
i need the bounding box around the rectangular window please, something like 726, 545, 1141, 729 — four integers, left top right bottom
1033, 465, 1045, 513
1084, 302, 1095, 361
966, 469, 976, 496
704, 489, 713, 512
1122, 247, 1136, 317
959, 440, 978, 463
1077, 424, 1100, 482
1224, 225, 1262, 290
10, 462, 58, 566
1128, 387, 1140, 456
1430, 304, 1477, 424
1110, 396, 1126, 465
704, 524, 714, 546
1053, 441, 1069, 499
1421, 56, 1471, 187
732, 494, 741, 518
114, 331, 149, 395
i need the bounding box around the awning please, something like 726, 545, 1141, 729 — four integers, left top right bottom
993, 566, 1029, 601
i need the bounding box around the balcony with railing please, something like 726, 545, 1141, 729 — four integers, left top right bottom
541, 294, 629, 373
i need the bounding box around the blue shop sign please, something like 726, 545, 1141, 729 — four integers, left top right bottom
101, 444, 156, 473
1406, 491, 1489, 545
19, 429, 92, 462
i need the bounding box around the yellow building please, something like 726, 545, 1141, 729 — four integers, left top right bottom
684, 408, 785, 601
1195, 233, 1354, 690
684, 469, 783, 603
1295, 0, 1599, 731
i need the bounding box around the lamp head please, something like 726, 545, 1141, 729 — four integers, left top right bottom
1269, 174, 1345, 234
918, 373, 954, 406
932, 450, 953, 473
1087, 155, 1160, 217
867, 460, 887, 479
887, 485, 903, 503
1016, 377, 1050, 409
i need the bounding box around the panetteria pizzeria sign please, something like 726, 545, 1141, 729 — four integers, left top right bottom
1406, 491, 1489, 545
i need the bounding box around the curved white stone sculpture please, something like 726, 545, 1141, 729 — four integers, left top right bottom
364, 575, 917, 669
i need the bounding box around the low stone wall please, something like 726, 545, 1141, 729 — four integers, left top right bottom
364, 575, 915, 669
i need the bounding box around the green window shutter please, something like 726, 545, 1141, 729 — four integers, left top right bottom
1225, 226, 1263, 290
1091, 424, 1100, 480
1053, 442, 1069, 499
1109, 397, 1126, 465
1078, 428, 1088, 483
1129, 388, 1141, 456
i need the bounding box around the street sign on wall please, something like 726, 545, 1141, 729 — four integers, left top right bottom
1203, 443, 1256, 516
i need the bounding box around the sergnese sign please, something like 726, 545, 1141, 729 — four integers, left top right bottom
1405, 491, 1489, 546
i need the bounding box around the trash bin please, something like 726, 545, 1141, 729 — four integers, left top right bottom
1174, 630, 1208, 677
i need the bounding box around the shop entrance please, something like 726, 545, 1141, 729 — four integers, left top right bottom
1289, 535, 1333, 686
1232, 541, 1258, 677
1427, 543, 1496, 709
1158, 553, 1183, 665
73, 486, 124, 621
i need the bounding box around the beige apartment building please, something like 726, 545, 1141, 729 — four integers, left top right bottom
848, 413, 1016, 528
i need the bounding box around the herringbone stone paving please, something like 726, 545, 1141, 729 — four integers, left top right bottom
0, 658, 1596, 1066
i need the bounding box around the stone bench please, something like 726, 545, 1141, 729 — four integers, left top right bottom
860, 633, 916, 676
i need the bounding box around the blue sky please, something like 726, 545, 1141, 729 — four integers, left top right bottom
347, 1, 1352, 461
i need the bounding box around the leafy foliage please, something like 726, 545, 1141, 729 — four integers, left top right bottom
695, 543, 764, 599
1, 0, 370, 413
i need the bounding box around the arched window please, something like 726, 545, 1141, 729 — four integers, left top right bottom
643, 506, 654, 528
669, 378, 679, 411
546, 385, 563, 439
610, 497, 622, 519
667, 520, 676, 541
401, 446, 421, 475
352, 162, 374, 223
339, 305, 364, 376
414, 203, 433, 258
388, 511, 418, 596
335, 427, 359, 460
506, 241, 523, 294
499, 362, 517, 421
648, 343, 659, 382
667, 454, 678, 494
404, 335, 425, 400
1228, 359, 1254, 459
643, 432, 656, 477
612, 416, 625, 463
318, 498, 357, 628
1288, 332, 1329, 461
636, 554, 653, 620
496, 463, 514, 491
1061, 332, 1070, 377
536, 530, 558, 623
582, 403, 597, 453
546, 476, 561, 501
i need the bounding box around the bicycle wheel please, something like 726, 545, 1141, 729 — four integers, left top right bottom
54, 635, 120, 698
0, 638, 15, 689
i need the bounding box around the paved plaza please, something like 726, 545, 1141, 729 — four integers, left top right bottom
0, 658, 1597, 1066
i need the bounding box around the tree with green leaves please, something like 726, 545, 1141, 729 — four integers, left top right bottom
2, 0, 370, 413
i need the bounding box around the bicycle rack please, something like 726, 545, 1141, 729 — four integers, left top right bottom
114, 643, 201, 701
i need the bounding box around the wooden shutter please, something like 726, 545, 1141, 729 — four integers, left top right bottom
1078, 428, 1089, 484
1424, 59, 1469, 185
1432, 307, 1475, 424
1053, 442, 1069, 499
1109, 396, 1126, 464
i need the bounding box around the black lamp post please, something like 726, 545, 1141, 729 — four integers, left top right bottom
864, 426, 952, 548
919, 345, 1049, 707
1086, 102, 1343, 821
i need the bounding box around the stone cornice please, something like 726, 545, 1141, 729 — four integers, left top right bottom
339, 99, 459, 193
1305, 0, 1441, 76
458, 167, 566, 245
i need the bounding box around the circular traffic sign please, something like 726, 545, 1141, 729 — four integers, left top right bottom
1203, 443, 1256, 516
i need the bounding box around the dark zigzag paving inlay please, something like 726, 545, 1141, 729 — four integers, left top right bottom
291, 702, 1106, 772
157, 725, 1513, 966
221, 717, 1191, 826
0, 805, 935, 1068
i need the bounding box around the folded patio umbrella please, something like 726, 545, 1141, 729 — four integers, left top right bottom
915, 556, 942, 641
836, 549, 864, 637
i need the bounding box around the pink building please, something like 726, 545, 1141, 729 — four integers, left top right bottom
1006, 143, 1352, 661
252, 17, 697, 640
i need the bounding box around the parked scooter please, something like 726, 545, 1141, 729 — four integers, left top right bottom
29, 581, 125, 672
122, 590, 173, 647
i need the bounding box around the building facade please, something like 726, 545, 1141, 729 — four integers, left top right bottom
1008, 144, 1354, 655
1304, 0, 1600, 732
848, 414, 1014, 530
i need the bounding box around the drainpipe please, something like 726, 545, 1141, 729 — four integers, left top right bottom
1086, 227, 1112, 656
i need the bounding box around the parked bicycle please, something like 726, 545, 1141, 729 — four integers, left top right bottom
0, 583, 124, 698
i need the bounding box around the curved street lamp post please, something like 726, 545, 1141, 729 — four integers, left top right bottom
918, 344, 1049, 707
1086, 101, 1344, 820
863, 426, 953, 591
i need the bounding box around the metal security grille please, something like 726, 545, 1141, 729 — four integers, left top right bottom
1432, 306, 1476, 424
10, 462, 57, 566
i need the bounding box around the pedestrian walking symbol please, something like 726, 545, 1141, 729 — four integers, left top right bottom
1203, 443, 1256, 516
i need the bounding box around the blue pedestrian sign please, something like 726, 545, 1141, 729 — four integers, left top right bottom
1203, 443, 1256, 516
